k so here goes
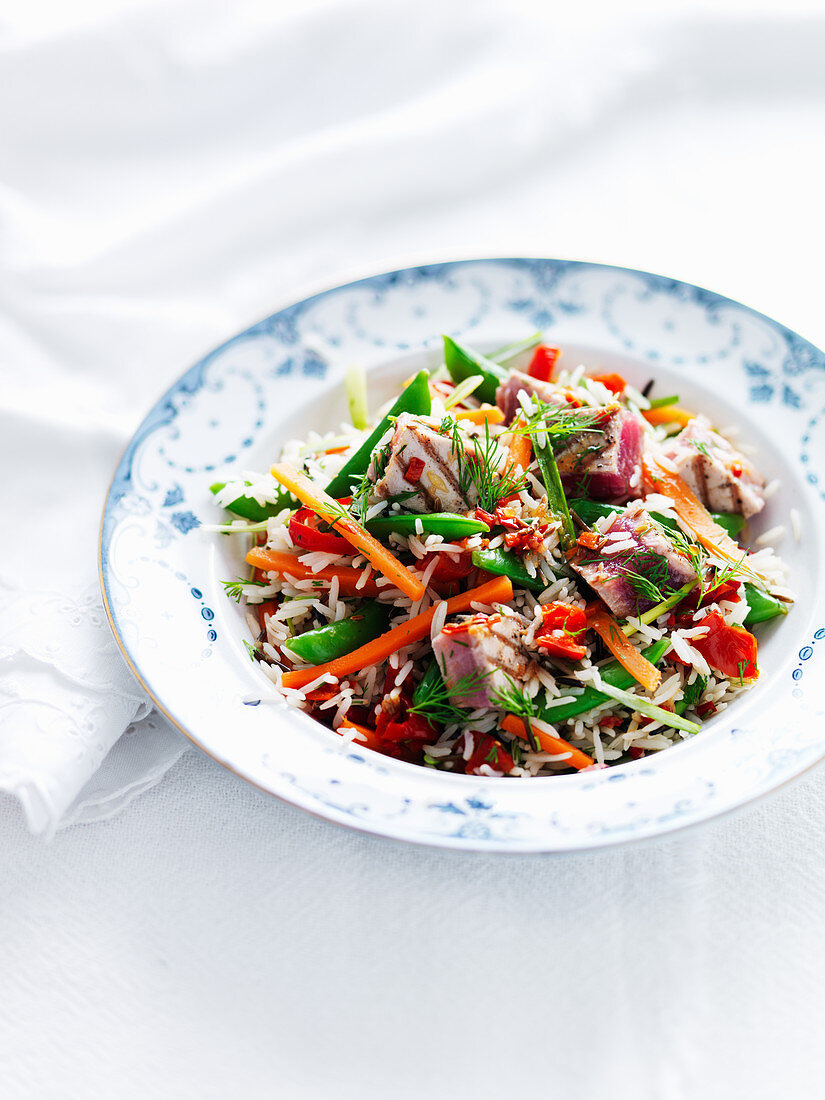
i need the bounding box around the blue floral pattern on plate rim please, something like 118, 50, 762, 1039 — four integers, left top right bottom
99, 258, 825, 852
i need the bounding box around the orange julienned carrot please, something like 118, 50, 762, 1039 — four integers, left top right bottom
642, 455, 743, 561
339, 716, 385, 752
642, 405, 695, 428
270, 463, 425, 601
500, 714, 594, 770
281, 575, 514, 690
586, 602, 661, 692
507, 422, 533, 472
454, 405, 505, 425
245, 547, 381, 597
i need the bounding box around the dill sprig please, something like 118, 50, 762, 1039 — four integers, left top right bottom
491, 677, 541, 752
222, 577, 268, 603
690, 439, 713, 459
243, 639, 261, 662
440, 416, 528, 513
408, 662, 491, 727
510, 401, 607, 446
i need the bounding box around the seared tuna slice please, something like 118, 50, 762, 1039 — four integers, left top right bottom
555, 404, 644, 504
571, 500, 698, 618
369, 413, 478, 514
495, 370, 565, 425
432, 612, 535, 709
660, 415, 765, 518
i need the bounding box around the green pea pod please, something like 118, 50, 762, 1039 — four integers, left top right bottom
743, 585, 788, 626
413, 660, 444, 708
325, 370, 432, 499
443, 335, 508, 405
568, 498, 746, 539
210, 482, 295, 522
536, 640, 670, 725
471, 548, 550, 592
283, 602, 390, 665
366, 512, 489, 541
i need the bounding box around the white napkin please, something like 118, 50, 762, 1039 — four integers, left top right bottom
0, 578, 187, 833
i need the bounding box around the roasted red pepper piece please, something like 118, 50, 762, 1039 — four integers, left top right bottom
420, 550, 474, 585
404, 456, 426, 484
591, 372, 627, 395
458, 731, 515, 775
690, 610, 758, 680
527, 345, 560, 382
288, 506, 354, 553
534, 601, 588, 660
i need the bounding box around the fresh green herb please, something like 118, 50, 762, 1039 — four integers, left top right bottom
690, 439, 713, 460
243, 639, 260, 662
509, 400, 606, 445
737, 659, 748, 687
440, 416, 528, 513
675, 675, 707, 716
408, 661, 490, 727
222, 577, 267, 603
491, 678, 541, 751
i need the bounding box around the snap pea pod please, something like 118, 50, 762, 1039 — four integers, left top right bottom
209, 482, 295, 522
443, 335, 508, 405
325, 370, 432, 499
472, 547, 551, 592
536, 640, 670, 725
283, 601, 390, 665
568, 498, 746, 539
366, 512, 489, 540
413, 659, 443, 708
743, 586, 788, 626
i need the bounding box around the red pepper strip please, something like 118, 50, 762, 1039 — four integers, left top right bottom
420, 550, 474, 585
696, 700, 717, 718
475, 507, 496, 527
534, 602, 588, 661
689, 610, 758, 681
256, 599, 279, 632
458, 731, 515, 775
591, 372, 627, 395
442, 612, 501, 636
527, 345, 560, 382
404, 457, 426, 484
288, 506, 353, 553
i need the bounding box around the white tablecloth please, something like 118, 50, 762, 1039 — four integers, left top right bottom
2, 1, 825, 1096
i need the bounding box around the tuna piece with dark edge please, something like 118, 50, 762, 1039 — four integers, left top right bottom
431, 612, 536, 709
555, 403, 644, 504
570, 500, 698, 618
659, 415, 765, 518
369, 413, 478, 514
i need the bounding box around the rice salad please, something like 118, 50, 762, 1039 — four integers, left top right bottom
209, 334, 793, 778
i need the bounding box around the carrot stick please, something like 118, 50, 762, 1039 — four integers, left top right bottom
642, 455, 743, 561
246, 547, 381, 597
586, 602, 661, 692
339, 716, 385, 751
507, 422, 533, 472
500, 714, 594, 770
271, 463, 425, 601
281, 575, 514, 689
642, 405, 695, 428
454, 405, 505, 425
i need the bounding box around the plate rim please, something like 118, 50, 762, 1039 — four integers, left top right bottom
99, 254, 825, 852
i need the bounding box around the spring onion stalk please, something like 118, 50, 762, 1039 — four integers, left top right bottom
591, 679, 702, 735
346, 363, 369, 430
534, 440, 575, 549
537, 641, 669, 725
621, 581, 699, 636
487, 331, 543, 365
647, 394, 680, 409
202, 519, 271, 535
443, 374, 484, 410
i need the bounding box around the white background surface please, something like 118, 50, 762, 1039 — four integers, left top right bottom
2, 1, 825, 1096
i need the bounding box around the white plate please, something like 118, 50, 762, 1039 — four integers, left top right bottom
100, 258, 825, 851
